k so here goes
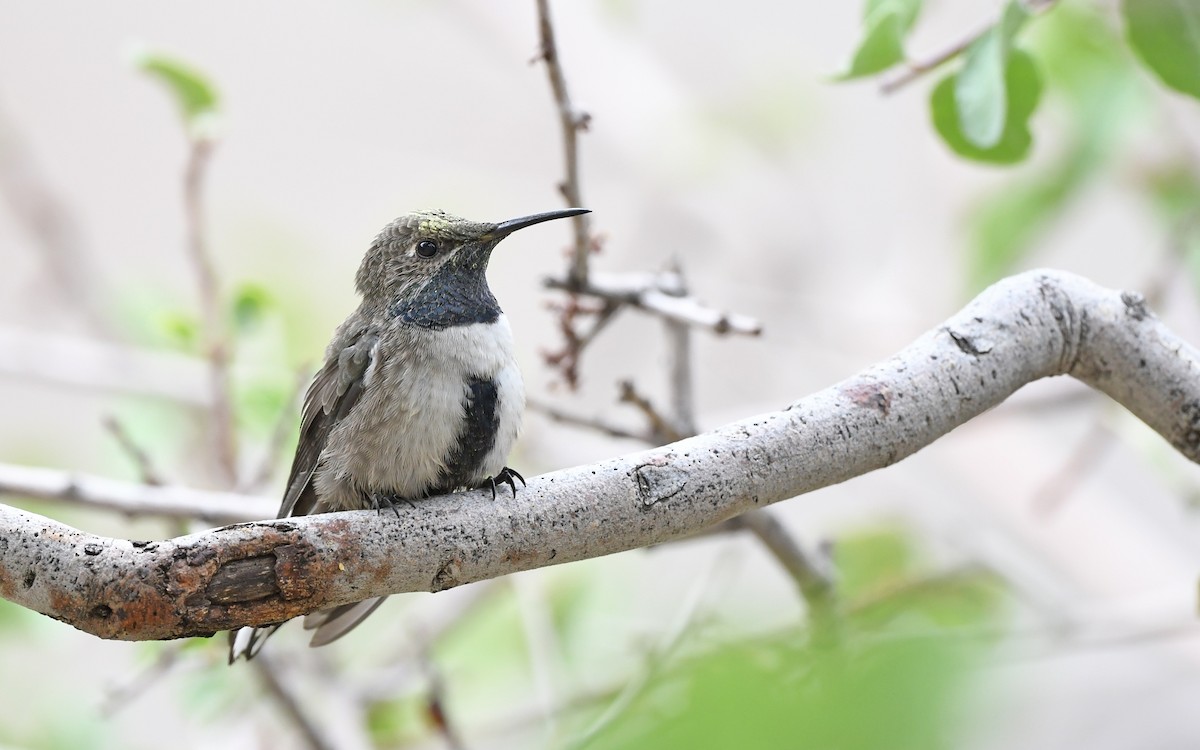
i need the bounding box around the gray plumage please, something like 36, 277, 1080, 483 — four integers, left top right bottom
228, 207, 588, 662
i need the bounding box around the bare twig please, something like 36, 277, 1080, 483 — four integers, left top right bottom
541, 296, 619, 388
544, 272, 763, 336
879, 0, 1060, 95
0, 104, 108, 333
527, 398, 650, 442
618, 380, 685, 444
252, 652, 340, 750
534, 0, 593, 288
99, 643, 184, 717
0, 326, 221, 405
0, 460, 274, 522
879, 24, 988, 95
662, 261, 697, 437
1032, 415, 1115, 516
182, 137, 238, 485
513, 574, 564, 742
736, 510, 835, 613
565, 549, 724, 749
103, 415, 168, 487
241, 363, 309, 493
423, 654, 467, 750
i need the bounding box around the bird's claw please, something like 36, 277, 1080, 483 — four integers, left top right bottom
482, 467, 525, 500
369, 492, 414, 517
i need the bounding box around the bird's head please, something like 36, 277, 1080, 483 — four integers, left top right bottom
356, 208, 588, 329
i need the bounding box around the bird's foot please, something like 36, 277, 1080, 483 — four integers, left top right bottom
481, 467, 525, 500
369, 492, 415, 518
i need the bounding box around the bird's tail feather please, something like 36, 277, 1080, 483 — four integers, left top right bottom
303, 596, 389, 648
227, 623, 283, 663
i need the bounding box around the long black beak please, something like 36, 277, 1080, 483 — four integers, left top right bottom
492, 208, 590, 238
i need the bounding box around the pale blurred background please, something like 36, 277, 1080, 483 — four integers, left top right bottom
2, 0, 1200, 748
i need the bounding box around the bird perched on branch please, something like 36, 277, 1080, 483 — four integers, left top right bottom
229, 207, 588, 661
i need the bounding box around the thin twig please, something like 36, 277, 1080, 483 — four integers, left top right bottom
241, 363, 309, 493
513, 574, 565, 743
422, 653, 467, 750
527, 398, 649, 442
541, 296, 619, 388
534, 0, 593, 288
736, 510, 835, 616
355, 581, 504, 702
879, 0, 1060, 95
0, 460, 275, 522
618, 380, 685, 444
0, 326, 216, 405
183, 136, 238, 485
1032, 415, 1114, 516
879, 25, 988, 95
565, 549, 725, 749
544, 273, 763, 336
102, 415, 168, 487
99, 643, 184, 717
0, 104, 109, 334
252, 652, 339, 750
662, 261, 697, 437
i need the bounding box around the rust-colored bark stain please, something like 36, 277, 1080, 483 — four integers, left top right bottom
36, 521, 361, 640
841, 381, 892, 417
272, 543, 319, 600
13, 512, 416, 641
502, 547, 542, 567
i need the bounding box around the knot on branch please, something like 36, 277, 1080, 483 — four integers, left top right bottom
1037, 275, 1085, 375
634, 457, 689, 507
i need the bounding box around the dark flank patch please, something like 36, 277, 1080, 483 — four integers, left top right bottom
437, 377, 500, 491
390, 257, 501, 329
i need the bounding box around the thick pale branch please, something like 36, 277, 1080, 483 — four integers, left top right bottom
2, 270, 1198, 641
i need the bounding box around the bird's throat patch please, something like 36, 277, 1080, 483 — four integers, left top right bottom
389, 262, 501, 329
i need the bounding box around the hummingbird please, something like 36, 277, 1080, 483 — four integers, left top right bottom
228, 207, 588, 661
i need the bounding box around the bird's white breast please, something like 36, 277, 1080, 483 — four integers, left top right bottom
318, 315, 523, 506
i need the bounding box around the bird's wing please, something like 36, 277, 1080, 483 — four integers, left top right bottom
229, 329, 381, 663
278, 329, 379, 518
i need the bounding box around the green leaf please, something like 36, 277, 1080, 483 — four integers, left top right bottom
1123, 0, 1200, 100
231, 283, 272, 332
866, 0, 921, 29
954, 0, 1031, 148
580, 575, 1005, 750
133, 50, 219, 126
160, 310, 201, 351
837, 0, 924, 80
931, 48, 1043, 164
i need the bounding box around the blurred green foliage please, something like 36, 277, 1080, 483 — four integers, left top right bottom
842, 0, 1200, 166
1123, 0, 1200, 99
573, 528, 1006, 750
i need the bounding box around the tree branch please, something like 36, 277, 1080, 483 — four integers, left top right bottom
534, 0, 593, 288
2, 270, 1198, 641
544, 271, 763, 336
182, 137, 239, 484
0, 462, 274, 522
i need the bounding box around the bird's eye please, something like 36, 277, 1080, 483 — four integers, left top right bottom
416, 239, 439, 258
